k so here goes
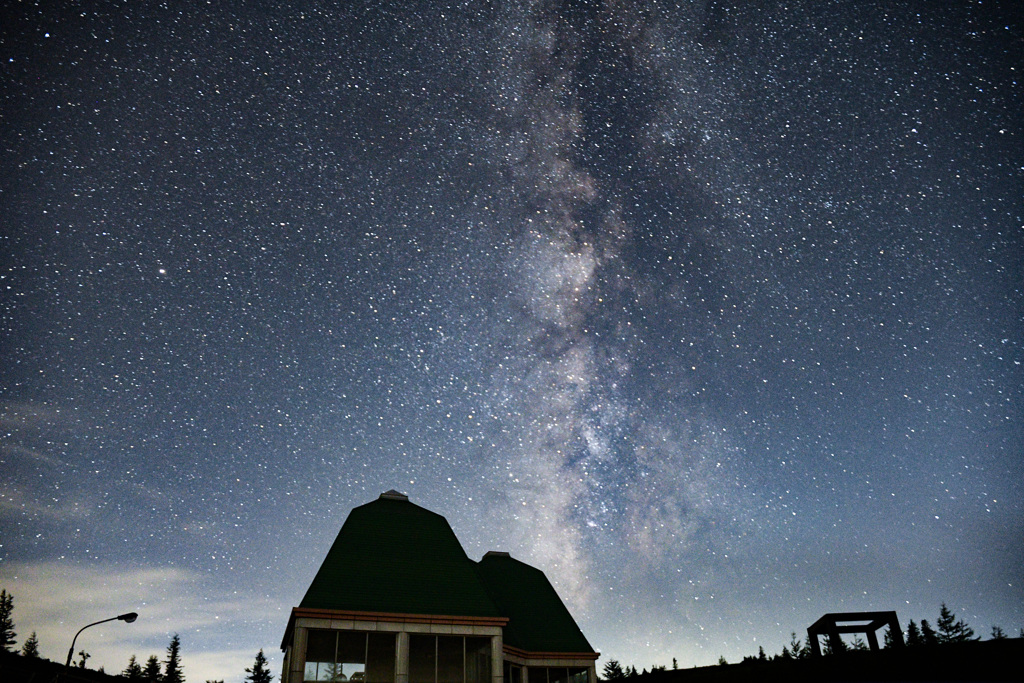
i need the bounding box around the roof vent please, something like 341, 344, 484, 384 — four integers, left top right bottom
379, 490, 409, 501
483, 551, 511, 559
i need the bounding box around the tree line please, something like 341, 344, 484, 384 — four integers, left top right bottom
600, 603, 1019, 677
1, 588, 273, 682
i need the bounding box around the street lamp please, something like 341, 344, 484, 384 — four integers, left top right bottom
65, 612, 138, 667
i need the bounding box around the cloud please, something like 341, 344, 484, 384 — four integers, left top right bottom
190, 648, 281, 683
0, 401, 75, 476
0, 561, 286, 682
0, 486, 91, 521
0, 400, 85, 522
0, 442, 65, 468
0, 401, 81, 432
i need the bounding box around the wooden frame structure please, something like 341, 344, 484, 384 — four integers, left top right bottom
807, 611, 904, 656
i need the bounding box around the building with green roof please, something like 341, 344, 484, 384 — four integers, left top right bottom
281, 491, 598, 683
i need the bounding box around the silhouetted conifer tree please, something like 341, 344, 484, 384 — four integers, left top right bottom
823, 635, 847, 656
991, 626, 1007, 640
849, 635, 868, 651
143, 654, 162, 682
936, 603, 975, 643
245, 649, 273, 683
0, 589, 15, 652
21, 631, 39, 658
906, 620, 923, 646
883, 625, 903, 648
788, 632, 808, 659
920, 620, 938, 646
123, 654, 144, 680
163, 634, 184, 683
602, 659, 625, 681
141, 654, 161, 681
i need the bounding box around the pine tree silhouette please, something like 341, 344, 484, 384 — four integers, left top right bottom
163, 634, 184, 683
936, 603, 976, 643
883, 625, 903, 649
0, 589, 16, 651
21, 631, 39, 658
123, 654, 144, 680
906, 620, 923, 647
143, 654, 161, 682
245, 649, 273, 683
788, 632, 808, 659
602, 659, 625, 680
920, 620, 939, 646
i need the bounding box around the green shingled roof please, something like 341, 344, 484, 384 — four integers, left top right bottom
299, 493, 596, 656
476, 552, 595, 654
299, 493, 502, 617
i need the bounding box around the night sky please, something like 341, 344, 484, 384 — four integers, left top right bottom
1, 2, 1021, 681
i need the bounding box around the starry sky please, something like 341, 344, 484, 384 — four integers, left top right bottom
1, 1, 1021, 681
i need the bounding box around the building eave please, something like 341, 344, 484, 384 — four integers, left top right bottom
501, 643, 601, 662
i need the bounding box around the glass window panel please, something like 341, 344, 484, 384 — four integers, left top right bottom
337, 632, 367, 664
321, 663, 347, 682
306, 631, 337, 681
333, 632, 367, 682
465, 637, 490, 683
365, 632, 396, 683
436, 636, 462, 683
409, 635, 436, 683
550, 668, 570, 683
568, 668, 588, 683
307, 630, 337, 662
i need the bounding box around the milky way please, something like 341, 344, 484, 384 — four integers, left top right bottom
1, 3, 1021, 682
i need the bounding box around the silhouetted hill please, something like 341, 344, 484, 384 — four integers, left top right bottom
0, 649, 126, 682
640, 638, 1023, 682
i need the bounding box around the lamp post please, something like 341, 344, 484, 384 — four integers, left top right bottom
65, 612, 138, 667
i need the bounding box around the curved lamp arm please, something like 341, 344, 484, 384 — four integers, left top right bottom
65, 612, 138, 667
